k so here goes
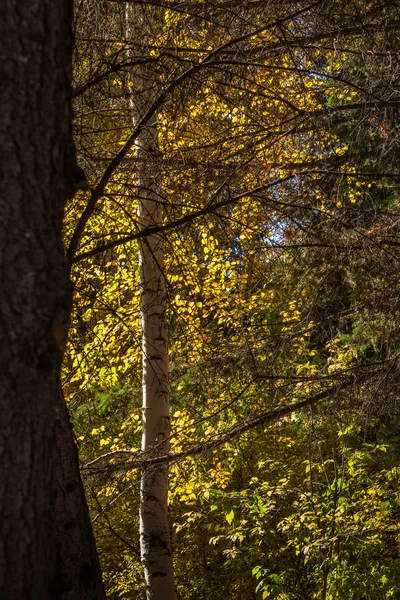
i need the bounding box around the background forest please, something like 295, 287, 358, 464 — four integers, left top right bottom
65, 0, 400, 598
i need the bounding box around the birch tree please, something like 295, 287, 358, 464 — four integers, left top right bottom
126, 6, 176, 599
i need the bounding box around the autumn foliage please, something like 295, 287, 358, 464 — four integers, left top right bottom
65, 1, 400, 598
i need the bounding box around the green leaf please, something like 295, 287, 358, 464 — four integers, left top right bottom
225, 509, 235, 525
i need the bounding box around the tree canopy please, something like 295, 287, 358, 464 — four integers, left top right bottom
12, 0, 400, 598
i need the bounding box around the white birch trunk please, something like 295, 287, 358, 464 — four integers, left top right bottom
126, 7, 176, 600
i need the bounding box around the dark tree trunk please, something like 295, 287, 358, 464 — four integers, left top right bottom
54, 387, 107, 600
0, 1, 105, 598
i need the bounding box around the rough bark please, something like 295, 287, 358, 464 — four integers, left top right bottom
54, 387, 107, 600
126, 7, 177, 600
0, 1, 105, 598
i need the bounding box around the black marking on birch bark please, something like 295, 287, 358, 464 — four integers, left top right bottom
145, 494, 160, 503
148, 535, 170, 551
